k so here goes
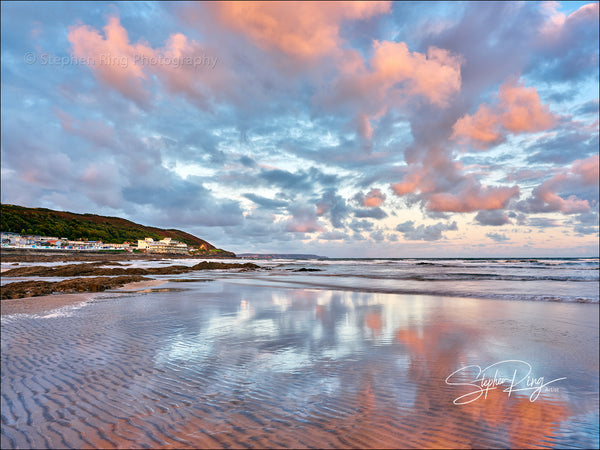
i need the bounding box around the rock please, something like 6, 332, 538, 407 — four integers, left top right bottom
1, 276, 151, 300
2, 261, 260, 278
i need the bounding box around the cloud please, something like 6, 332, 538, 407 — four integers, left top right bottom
518, 154, 598, 214
535, 2, 599, 81
390, 156, 521, 213
77, 163, 124, 209
475, 210, 512, 226
349, 219, 374, 232
123, 172, 244, 227
207, 1, 391, 63
573, 154, 600, 184
525, 125, 599, 164
319, 230, 348, 240
362, 188, 386, 207
259, 167, 339, 192
425, 178, 520, 213
308, 35, 462, 145
55, 109, 117, 148
504, 169, 549, 183
452, 77, 557, 149
571, 211, 599, 236
320, 40, 463, 133
354, 207, 387, 219
68, 16, 151, 104
68, 16, 225, 107
356, 113, 374, 144
573, 224, 599, 236
527, 217, 560, 228
239, 155, 257, 167
316, 190, 350, 228
242, 193, 288, 209
367, 41, 463, 108
539, 2, 599, 38
395, 220, 457, 241
574, 99, 599, 116
284, 205, 325, 233
486, 232, 509, 242
370, 229, 386, 242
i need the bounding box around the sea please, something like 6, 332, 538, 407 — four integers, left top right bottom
109, 256, 600, 304
2, 256, 598, 303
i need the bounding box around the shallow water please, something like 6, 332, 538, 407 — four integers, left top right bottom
2, 257, 598, 302
2, 279, 598, 448
240, 257, 600, 303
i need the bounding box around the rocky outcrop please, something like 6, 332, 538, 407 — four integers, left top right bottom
0, 249, 236, 262
2, 261, 260, 278
1, 276, 150, 300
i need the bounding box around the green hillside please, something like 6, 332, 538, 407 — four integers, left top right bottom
0, 204, 231, 253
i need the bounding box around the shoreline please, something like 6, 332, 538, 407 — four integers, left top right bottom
1, 292, 95, 316
222, 275, 600, 304
0, 261, 259, 300
1, 279, 167, 316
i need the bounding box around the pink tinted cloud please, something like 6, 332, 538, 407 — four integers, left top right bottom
356, 114, 374, 141
391, 171, 423, 196
68, 17, 151, 104
426, 181, 520, 213
210, 1, 390, 62
391, 150, 520, 213
363, 189, 386, 207
522, 155, 598, 214
368, 41, 463, 108
498, 79, 557, 133
323, 40, 462, 142
451, 104, 503, 147
391, 151, 463, 197
539, 2, 599, 40
329, 40, 462, 111
452, 77, 557, 149
55, 109, 116, 148
572, 154, 599, 185
68, 16, 222, 106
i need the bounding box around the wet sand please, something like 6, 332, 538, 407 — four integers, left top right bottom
115, 279, 168, 291
1, 281, 166, 316
1, 280, 598, 448
1, 292, 97, 316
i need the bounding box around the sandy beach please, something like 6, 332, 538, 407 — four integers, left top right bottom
0, 280, 167, 316
1, 278, 598, 448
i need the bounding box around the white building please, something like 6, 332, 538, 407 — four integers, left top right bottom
137, 237, 188, 254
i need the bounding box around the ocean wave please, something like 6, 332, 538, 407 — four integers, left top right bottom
292, 258, 600, 272
270, 270, 599, 283
225, 276, 599, 304
351, 273, 599, 282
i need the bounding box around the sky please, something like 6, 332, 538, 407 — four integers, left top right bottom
1, 1, 598, 258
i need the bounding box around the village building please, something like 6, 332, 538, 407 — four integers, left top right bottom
137, 237, 188, 254
1, 232, 185, 253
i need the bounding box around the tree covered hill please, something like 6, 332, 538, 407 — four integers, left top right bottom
0, 204, 228, 252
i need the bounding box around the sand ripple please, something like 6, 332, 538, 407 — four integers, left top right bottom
2, 283, 598, 449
